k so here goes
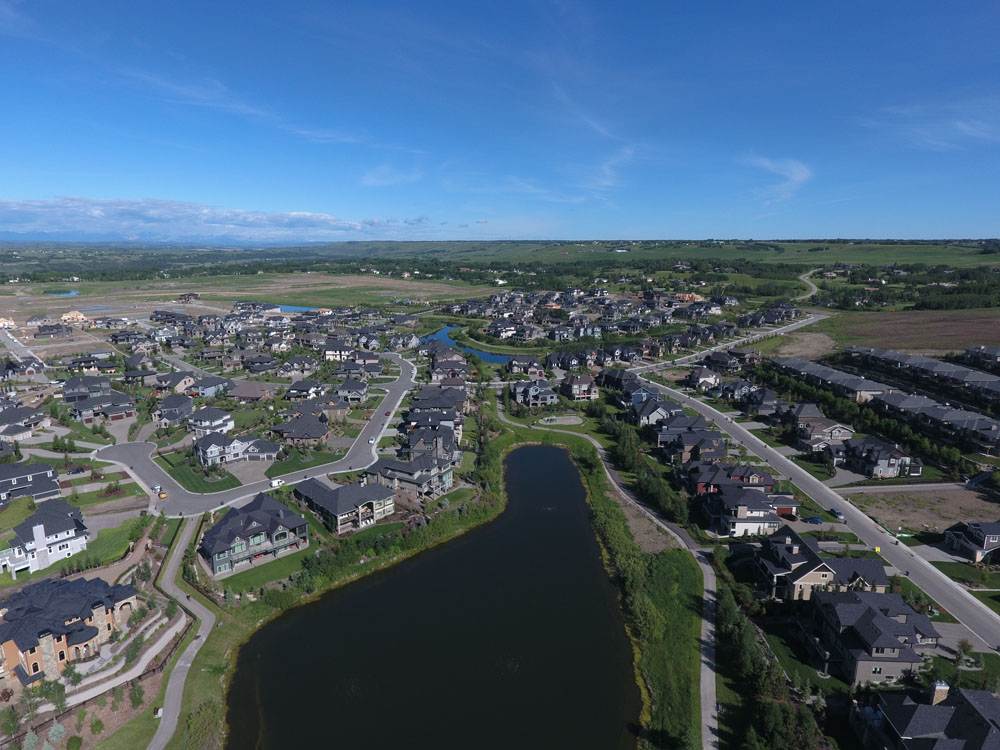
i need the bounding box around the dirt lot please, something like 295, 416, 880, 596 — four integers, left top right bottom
765, 332, 837, 359
850, 488, 1000, 534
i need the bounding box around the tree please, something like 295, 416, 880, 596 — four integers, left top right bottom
67, 738, 82, 750
48, 720, 65, 744
89, 716, 104, 736
129, 682, 145, 709
21, 730, 38, 750
957, 637, 974, 662
0, 705, 19, 737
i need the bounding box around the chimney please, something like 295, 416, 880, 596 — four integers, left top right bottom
791, 544, 800, 554
930, 681, 949, 706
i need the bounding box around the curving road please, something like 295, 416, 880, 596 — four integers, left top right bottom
94, 352, 417, 517
795, 268, 821, 301
639, 375, 1000, 648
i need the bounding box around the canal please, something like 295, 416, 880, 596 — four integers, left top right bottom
420, 325, 511, 364
224, 445, 640, 749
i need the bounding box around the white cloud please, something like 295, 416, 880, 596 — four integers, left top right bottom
741, 156, 813, 202
404, 215, 428, 225
863, 98, 1000, 151
361, 165, 424, 187
0, 196, 368, 241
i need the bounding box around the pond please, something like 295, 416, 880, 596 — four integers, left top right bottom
43, 289, 79, 296
224, 445, 640, 749
420, 325, 511, 364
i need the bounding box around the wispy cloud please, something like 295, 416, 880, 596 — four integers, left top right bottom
862, 98, 1000, 151
577, 146, 635, 193
0, 196, 430, 242
361, 165, 423, 187
741, 156, 813, 202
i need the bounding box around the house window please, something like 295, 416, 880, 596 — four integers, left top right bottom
250, 533, 265, 546
31, 663, 39, 674
216, 552, 228, 560
874, 647, 885, 655
216, 562, 230, 573
107, 623, 112, 631
232, 541, 246, 554
872, 666, 883, 675
58, 651, 65, 661
274, 531, 287, 542
29, 647, 36, 655
820, 573, 828, 579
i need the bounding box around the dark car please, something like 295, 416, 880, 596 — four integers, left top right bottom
385, 411, 391, 416
803, 516, 824, 525
67, 467, 86, 475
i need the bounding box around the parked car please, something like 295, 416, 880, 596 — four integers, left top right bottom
368, 437, 376, 444
803, 516, 824, 525
67, 467, 85, 475
385, 411, 391, 416
830, 508, 845, 521
269, 478, 286, 488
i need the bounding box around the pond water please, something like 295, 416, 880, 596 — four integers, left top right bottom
420, 325, 511, 364
43, 289, 79, 296
224, 445, 640, 750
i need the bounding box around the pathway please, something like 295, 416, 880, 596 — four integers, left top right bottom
836, 482, 965, 495
794, 268, 821, 301
148, 517, 217, 750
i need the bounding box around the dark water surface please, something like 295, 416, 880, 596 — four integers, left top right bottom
420, 325, 511, 363
224, 445, 640, 750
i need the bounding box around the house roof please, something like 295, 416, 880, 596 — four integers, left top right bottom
200, 493, 305, 556
295, 478, 393, 517
271, 414, 329, 440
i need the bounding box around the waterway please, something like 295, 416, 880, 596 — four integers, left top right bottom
420, 325, 511, 364
224, 445, 640, 749
43, 289, 79, 296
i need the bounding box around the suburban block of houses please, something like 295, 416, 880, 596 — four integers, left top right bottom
199, 493, 308, 576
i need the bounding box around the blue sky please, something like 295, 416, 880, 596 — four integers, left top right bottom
0, 1, 998, 242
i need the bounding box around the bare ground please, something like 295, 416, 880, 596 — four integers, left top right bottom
768, 332, 837, 359
849, 488, 1000, 534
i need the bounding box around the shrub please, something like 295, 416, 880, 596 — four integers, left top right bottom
129, 682, 144, 709
67, 738, 83, 750
89, 716, 104, 736
48, 721, 65, 743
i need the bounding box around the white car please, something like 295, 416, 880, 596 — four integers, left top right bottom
269, 478, 286, 488
368, 437, 376, 444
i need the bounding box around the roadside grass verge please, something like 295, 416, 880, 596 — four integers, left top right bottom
932, 561, 1000, 588
790, 456, 834, 481
264, 450, 344, 478
154, 453, 241, 492
68, 482, 143, 507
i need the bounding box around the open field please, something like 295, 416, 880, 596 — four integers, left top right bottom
753, 330, 837, 358
811, 308, 1000, 353
850, 488, 1000, 534
0, 272, 489, 326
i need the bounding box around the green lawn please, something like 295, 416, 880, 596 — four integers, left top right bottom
749, 428, 783, 448
426, 486, 476, 512
154, 454, 242, 492
222, 547, 313, 594
927, 652, 1000, 690
0, 497, 38, 534
160, 517, 182, 548
799, 529, 861, 544
68, 482, 143, 508
85, 522, 142, 567
932, 561, 1000, 588
790, 456, 834, 481
850, 464, 947, 486
351, 521, 406, 544
59, 420, 114, 445
456, 450, 476, 477
760, 620, 850, 695
891, 575, 960, 623
233, 408, 267, 430
265, 450, 344, 478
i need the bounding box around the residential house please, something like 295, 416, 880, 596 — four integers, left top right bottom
188, 407, 235, 438
0, 498, 88, 578
510, 379, 558, 407
808, 591, 939, 684
701, 485, 785, 536
295, 478, 395, 534
270, 414, 329, 447
155, 394, 194, 427
229, 380, 274, 403
62, 376, 111, 403
0, 578, 137, 690
704, 351, 741, 373
630, 399, 683, 427
797, 417, 855, 452
194, 433, 280, 467
68, 391, 136, 423
335, 378, 368, 403
833, 436, 921, 479
199, 493, 307, 575
0, 407, 48, 443
156, 372, 196, 394
0, 463, 61, 509
755, 525, 888, 601
944, 521, 1000, 563
686, 367, 721, 390
508, 355, 545, 379
662, 428, 727, 463
286, 380, 327, 401
560, 374, 598, 402
366, 455, 454, 497
188, 376, 233, 399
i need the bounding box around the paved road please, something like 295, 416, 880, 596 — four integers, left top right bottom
631, 313, 830, 371
494, 399, 720, 748
148, 517, 217, 750
640, 376, 1000, 648
836, 482, 966, 495
95, 352, 417, 517
794, 268, 821, 301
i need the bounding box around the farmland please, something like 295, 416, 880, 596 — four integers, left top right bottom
808, 308, 1000, 353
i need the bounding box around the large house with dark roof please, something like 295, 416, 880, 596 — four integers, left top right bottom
0, 462, 61, 509
755, 525, 889, 600
365, 455, 454, 497
0, 577, 137, 691
944, 520, 1000, 563
199, 493, 308, 576
0, 498, 88, 579
194, 433, 280, 467
295, 478, 395, 534
807, 591, 939, 684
